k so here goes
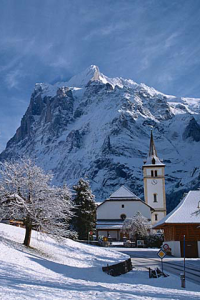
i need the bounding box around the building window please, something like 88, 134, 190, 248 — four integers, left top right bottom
155, 214, 158, 221
122, 204, 124, 208
155, 170, 158, 177
152, 158, 155, 164
151, 170, 154, 177
153, 194, 157, 202
120, 214, 126, 220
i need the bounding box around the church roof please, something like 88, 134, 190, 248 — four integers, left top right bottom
149, 130, 157, 157
97, 185, 154, 211
144, 131, 165, 167
96, 220, 124, 230
110, 185, 139, 199
153, 191, 200, 229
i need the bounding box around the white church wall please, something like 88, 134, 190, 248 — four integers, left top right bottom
146, 168, 163, 176
151, 211, 165, 225
146, 179, 164, 209
97, 201, 151, 220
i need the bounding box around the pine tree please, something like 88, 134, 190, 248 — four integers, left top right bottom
72, 178, 96, 240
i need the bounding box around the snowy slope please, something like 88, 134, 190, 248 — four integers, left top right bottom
1, 65, 200, 211
0, 223, 200, 300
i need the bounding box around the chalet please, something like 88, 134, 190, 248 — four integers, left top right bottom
153, 191, 200, 258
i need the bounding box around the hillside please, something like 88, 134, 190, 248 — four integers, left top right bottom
0, 223, 199, 299
1, 65, 200, 210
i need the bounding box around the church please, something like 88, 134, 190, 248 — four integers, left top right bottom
96, 131, 167, 240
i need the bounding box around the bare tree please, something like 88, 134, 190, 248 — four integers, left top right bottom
121, 212, 151, 239
0, 159, 74, 247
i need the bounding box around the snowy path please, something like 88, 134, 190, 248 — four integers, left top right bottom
115, 248, 200, 285
0, 224, 200, 299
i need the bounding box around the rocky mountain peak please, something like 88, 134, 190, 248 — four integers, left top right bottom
67, 65, 101, 87
1, 67, 200, 212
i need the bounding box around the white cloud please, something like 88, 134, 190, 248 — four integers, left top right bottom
5, 68, 25, 89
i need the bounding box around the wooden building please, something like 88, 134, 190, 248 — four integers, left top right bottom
153, 191, 200, 258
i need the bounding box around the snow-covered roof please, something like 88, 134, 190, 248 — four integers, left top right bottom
96, 224, 122, 230
96, 224, 123, 230
144, 156, 165, 166
153, 191, 200, 228
97, 185, 154, 211
110, 185, 139, 199
96, 220, 124, 225
96, 220, 124, 230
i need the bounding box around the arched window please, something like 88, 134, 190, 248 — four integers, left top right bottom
152, 158, 155, 164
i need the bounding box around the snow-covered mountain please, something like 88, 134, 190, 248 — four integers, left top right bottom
1, 65, 200, 211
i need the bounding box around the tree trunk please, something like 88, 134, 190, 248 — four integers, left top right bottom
23, 224, 32, 247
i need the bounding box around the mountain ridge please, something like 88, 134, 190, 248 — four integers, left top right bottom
1, 65, 200, 211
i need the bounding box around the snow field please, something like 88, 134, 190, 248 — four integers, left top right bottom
0, 223, 200, 299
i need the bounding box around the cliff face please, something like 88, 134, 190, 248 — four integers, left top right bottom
1, 65, 200, 211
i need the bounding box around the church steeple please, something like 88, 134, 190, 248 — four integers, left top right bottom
144, 131, 164, 166
143, 130, 166, 225
149, 130, 157, 157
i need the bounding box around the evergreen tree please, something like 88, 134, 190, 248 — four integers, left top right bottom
72, 178, 96, 240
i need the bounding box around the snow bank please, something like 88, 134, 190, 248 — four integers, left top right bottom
0, 223, 200, 299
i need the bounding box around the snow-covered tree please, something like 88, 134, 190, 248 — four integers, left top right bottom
121, 212, 151, 239
71, 178, 96, 240
0, 159, 73, 247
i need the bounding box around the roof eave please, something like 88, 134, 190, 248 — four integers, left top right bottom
153, 222, 200, 229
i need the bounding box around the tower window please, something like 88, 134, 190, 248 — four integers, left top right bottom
155, 170, 158, 177
122, 204, 124, 208
155, 214, 158, 221
151, 170, 154, 177
152, 158, 156, 164
153, 194, 157, 202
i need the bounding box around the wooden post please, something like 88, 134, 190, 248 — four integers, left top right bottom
183, 235, 186, 288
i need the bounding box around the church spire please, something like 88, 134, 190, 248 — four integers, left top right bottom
143, 130, 166, 223
149, 130, 157, 157
143, 130, 164, 166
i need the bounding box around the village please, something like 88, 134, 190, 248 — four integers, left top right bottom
1, 130, 200, 300
96, 131, 200, 259
1, 1, 200, 299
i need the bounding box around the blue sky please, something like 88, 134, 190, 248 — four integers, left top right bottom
1, 0, 200, 151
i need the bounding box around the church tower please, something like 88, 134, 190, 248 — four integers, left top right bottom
143, 131, 166, 225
